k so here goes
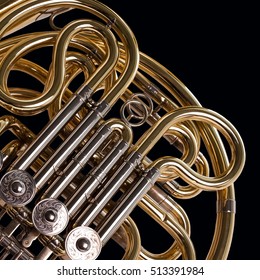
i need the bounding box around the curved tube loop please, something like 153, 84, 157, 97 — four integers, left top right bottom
155, 124, 199, 182
1, 140, 22, 170
0, 0, 140, 110
0, 115, 34, 143
120, 217, 141, 260
162, 152, 209, 199
133, 51, 244, 259
0, 19, 118, 114
135, 106, 245, 191
139, 192, 196, 260
136, 185, 192, 260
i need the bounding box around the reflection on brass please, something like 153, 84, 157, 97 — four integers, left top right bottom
0, 0, 245, 260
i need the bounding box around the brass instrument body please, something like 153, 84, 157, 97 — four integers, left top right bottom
0, 0, 245, 260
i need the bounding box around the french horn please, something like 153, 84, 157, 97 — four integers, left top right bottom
0, 0, 246, 260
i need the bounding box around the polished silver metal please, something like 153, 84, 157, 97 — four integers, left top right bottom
0, 229, 34, 260
12, 85, 93, 171
75, 151, 143, 227
32, 198, 69, 236
97, 167, 160, 244
42, 123, 112, 199
0, 0, 246, 261
0, 170, 36, 206
66, 140, 130, 217
65, 226, 101, 260
34, 100, 110, 190
0, 151, 3, 170
120, 93, 154, 127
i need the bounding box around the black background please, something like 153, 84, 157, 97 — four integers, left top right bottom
0, 1, 257, 260
99, 1, 257, 260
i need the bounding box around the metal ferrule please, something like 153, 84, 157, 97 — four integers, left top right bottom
217, 199, 236, 213
66, 140, 130, 217
77, 84, 94, 105
95, 100, 111, 119
75, 151, 142, 227
97, 167, 160, 245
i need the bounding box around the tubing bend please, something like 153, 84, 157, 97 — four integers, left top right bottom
97, 167, 160, 245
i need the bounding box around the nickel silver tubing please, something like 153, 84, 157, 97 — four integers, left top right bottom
42, 123, 112, 199
11, 86, 93, 171
97, 167, 160, 244
33, 100, 110, 190
66, 140, 130, 217
74, 151, 142, 227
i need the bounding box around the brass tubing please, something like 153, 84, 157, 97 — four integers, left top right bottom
134, 106, 245, 190
73, 115, 197, 228
155, 124, 199, 182
138, 53, 245, 258
139, 193, 196, 260
120, 217, 141, 260
96, 167, 160, 245
146, 185, 191, 235
0, 115, 34, 144
41, 121, 114, 199
74, 105, 244, 238
116, 46, 202, 152
32, 101, 108, 189
161, 152, 209, 199
10, 19, 118, 171
96, 161, 195, 259
0, 33, 57, 113
0, 20, 117, 112
0, 0, 246, 260
1, 140, 21, 169
80, 205, 141, 260
99, 145, 202, 260
73, 151, 142, 228
0, 0, 140, 108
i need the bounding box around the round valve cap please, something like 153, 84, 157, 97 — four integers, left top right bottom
0, 170, 36, 206
65, 226, 102, 260
32, 198, 69, 236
